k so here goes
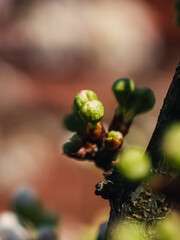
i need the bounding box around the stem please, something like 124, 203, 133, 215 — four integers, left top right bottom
97, 62, 180, 240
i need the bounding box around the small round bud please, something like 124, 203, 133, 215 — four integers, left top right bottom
74, 90, 97, 113
108, 131, 123, 140
116, 146, 151, 181
79, 100, 104, 123
38, 227, 57, 240
161, 123, 180, 170
63, 142, 77, 156
134, 88, 155, 115
105, 131, 123, 151
112, 221, 148, 240
63, 112, 86, 132
112, 78, 134, 106
156, 214, 180, 240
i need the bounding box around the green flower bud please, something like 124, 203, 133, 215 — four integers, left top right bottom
63, 142, 77, 156
112, 78, 135, 107
79, 100, 104, 123
116, 146, 151, 181
63, 112, 86, 132
11, 185, 42, 224
112, 221, 148, 240
134, 88, 155, 115
74, 90, 97, 113
156, 214, 180, 240
125, 88, 155, 119
105, 131, 123, 150
108, 131, 123, 140
161, 123, 180, 170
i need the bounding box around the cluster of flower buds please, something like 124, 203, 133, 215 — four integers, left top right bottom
11, 185, 59, 240
63, 78, 155, 172
63, 88, 126, 169
175, 0, 180, 27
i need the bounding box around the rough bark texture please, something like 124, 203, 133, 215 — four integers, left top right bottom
96, 62, 180, 240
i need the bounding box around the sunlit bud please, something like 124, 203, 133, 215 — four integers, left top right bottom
108, 130, 123, 140
112, 78, 134, 106
79, 100, 104, 123
74, 90, 97, 113
63, 112, 86, 132
116, 146, 151, 181
112, 221, 148, 240
156, 214, 180, 240
161, 123, 180, 170
105, 131, 123, 151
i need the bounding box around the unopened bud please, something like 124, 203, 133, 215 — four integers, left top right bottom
63, 112, 86, 132
112, 78, 134, 107
74, 90, 97, 113
105, 131, 123, 151
80, 100, 104, 123
116, 146, 151, 181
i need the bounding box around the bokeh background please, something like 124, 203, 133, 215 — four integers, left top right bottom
0, 0, 179, 239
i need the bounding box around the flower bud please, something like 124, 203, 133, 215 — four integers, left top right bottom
79, 100, 104, 123
116, 146, 151, 181
112, 78, 134, 107
108, 130, 123, 140
134, 88, 155, 115
74, 90, 97, 113
112, 221, 148, 240
105, 131, 123, 151
63, 112, 86, 132
156, 214, 180, 240
161, 123, 180, 170
63, 142, 78, 156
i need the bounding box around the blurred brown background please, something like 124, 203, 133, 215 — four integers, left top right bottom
0, 0, 179, 239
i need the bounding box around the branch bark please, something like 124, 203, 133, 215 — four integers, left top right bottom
96, 62, 180, 240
